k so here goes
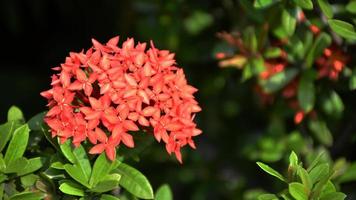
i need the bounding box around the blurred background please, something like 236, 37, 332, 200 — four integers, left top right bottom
0, 0, 355, 199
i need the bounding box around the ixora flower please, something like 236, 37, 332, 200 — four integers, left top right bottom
41, 36, 202, 163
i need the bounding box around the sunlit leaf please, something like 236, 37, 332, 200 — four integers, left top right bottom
155, 184, 173, 200
256, 162, 286, 182
114, 163, 154, 199
4, 124, 30, 165
328, 19, 356, 40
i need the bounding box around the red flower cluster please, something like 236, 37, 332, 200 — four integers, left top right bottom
316, 47, 347, 80
41, 36, 202, 163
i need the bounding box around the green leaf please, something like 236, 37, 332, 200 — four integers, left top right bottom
91, 174, 121, 193
4, 157, 28, 174
0, 174, 7, 183
309, 163, 329, 184
114, 163, 154, 199
264, 47, 282, 59
338, 163, 356, 183
0, 154, 5, 172
184, 11, 213, 35
17, 157, 44, 176
59, 180, 85, 196
59, 140, 76, 164
155, 184, 173, 200
243, 27, 258, 53
9, 191, 45, 200
328, 19, 356, 40
101, 194, 121, 200
322, 91, 344, 118
282, 8, 297, 36
260, 68, 298, 93
4, 124, 30, 165
254, 0, 279, 8
50, 161, 64, 170
64, 164, 90, 188
258, 193, 279, 200
349, 69, 356, 90
307, 152, 325, 172
89, 153, 114, 187
293, 0, 313, 9
298, 71, 315, 113
346, 1, 356, 14
289, 182, 308, 200
256, 162, 286, 182
298, 167, 312, 190
289, 151, 299, 170
320, 192, 346, 200
317, 0, 333, 18
306, 32, 331, 67
7, 106, 24, 122
72, 145, 92, 181
308, 120, 333, 146
320, 181, 336, 196
0, 121, 15, 152
20, 174, 39, 188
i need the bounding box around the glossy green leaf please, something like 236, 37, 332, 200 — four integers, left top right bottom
89, 153, 114, 187
91, 174, 121, 193
307, 152, 325, 172
289, 151, 299, 170
282, 8, 297, 36
101, 194, 121, 200
114, 163, 154, 199
256, 162, 286, 182
155, 184, 173, 200
4, 157, 28, 174
254, 0, 279, 8
9, 191, 45, 200
298, 167, 312, 190
260, 68, 298, 93
59, 180, 85, 196
308, 120, 333, 146
64, 164, 90, 188
50, 161, 64, 170
4, 124, 29, 165
328, 19, 356, 40
346, 1, 356, 14
17, 157, 44, 176
293, 0, 313, 9
289, 182, 308, 200
0, 121, 15, 152
320, 192, 346, 200
309, 163, 329, 184
298, 71, 315, 113
317, 0, 333, 18
73, 145, 92, 181
306, 32, 331, 67
59, 140, 76, 164
7, 106, 24, 122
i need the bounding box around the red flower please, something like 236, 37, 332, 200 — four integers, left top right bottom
42, 36, 202, 163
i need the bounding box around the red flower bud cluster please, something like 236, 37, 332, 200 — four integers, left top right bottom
41, 36, 202, 163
